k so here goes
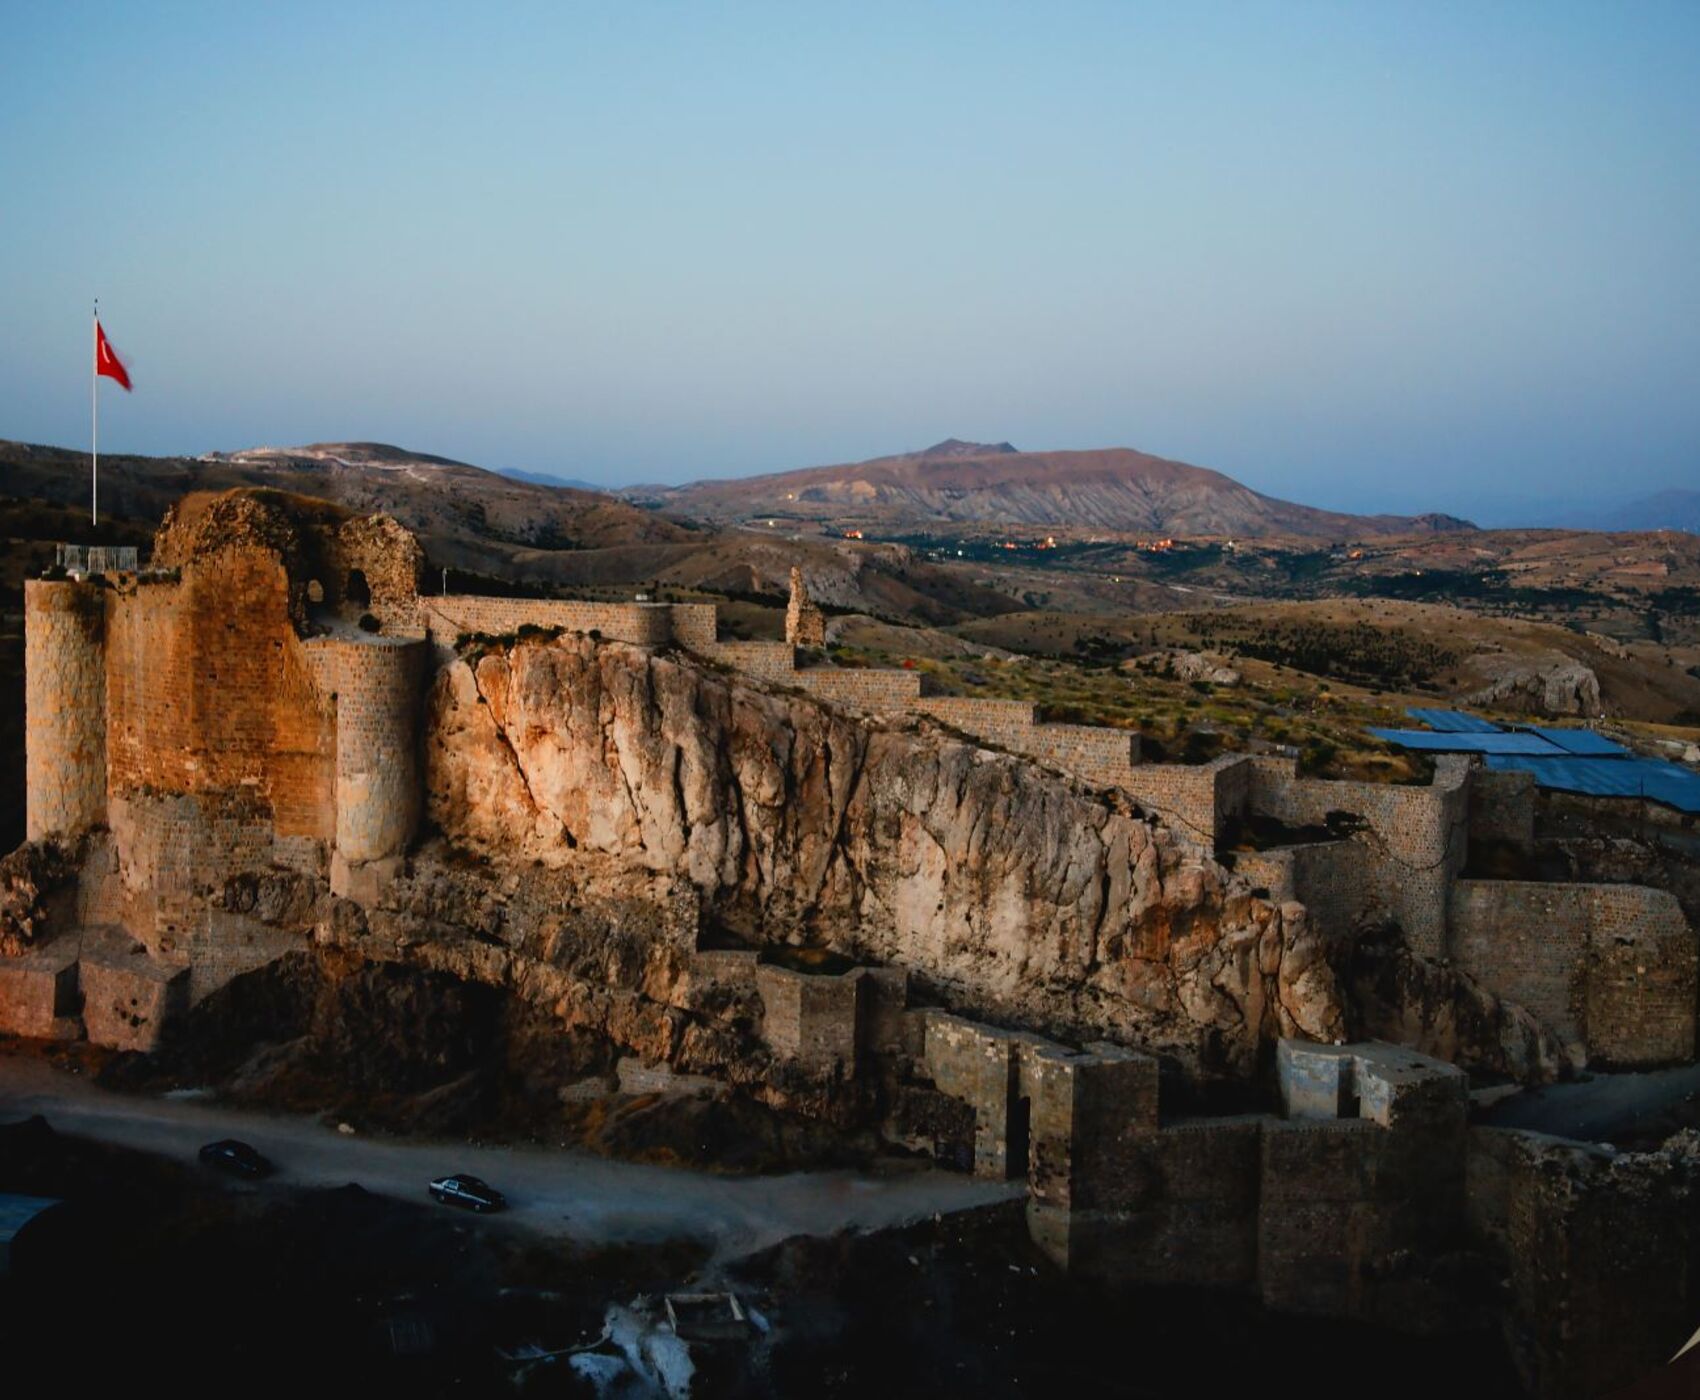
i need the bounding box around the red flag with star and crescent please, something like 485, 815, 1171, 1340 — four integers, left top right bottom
95, 319, 131, 390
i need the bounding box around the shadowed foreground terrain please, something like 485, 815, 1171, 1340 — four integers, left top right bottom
0, 1111, 1524, 1398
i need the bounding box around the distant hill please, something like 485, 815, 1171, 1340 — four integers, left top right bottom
0, 439, 695, 569
1590, 489, 1700, 534
637, 439, 1477, 540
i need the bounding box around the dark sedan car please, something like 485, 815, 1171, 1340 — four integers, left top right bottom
428, 1173, 507, 1212
198, 1139, 274, 1178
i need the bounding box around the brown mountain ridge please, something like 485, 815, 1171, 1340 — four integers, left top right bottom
636, 439, 1477, 539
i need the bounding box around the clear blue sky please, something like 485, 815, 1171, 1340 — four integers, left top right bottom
2, 2, 1696, 520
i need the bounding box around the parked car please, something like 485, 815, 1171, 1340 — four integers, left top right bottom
198, 1139, 274, 1178
428, 1173, 507, 1212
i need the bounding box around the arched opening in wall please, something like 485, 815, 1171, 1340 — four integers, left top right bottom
345, 569, 371, 609
306, 579, 325, 604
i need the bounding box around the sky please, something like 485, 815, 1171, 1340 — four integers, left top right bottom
2, 1, 1697, 521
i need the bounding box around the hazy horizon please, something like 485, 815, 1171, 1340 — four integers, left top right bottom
3, 2, 1696, 521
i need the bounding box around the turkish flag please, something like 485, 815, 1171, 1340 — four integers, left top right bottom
95, 320, 132, 390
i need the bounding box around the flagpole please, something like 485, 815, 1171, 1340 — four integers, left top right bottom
91, 301, 99, 528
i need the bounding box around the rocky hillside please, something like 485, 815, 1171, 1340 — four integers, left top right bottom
0, 438, 696, 563
637, 439, 1478, 539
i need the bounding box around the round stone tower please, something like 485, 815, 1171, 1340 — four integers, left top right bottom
308, 633, 426, 901
24, 579, 109, 842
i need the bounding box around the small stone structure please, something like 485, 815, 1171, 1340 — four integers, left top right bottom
783, 566, 825, 647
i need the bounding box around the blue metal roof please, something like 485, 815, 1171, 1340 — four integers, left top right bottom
1483, 755, 1700, 814
1519, 726, 1631, 758
1371, 728, 1567, 755
1404, 707, 1503, 733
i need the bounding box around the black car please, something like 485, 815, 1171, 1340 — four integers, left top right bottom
428, 1173, 507, 1212
198, 1139, 274, 1178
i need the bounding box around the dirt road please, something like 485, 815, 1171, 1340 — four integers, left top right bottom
0, 1056, 1019, 1259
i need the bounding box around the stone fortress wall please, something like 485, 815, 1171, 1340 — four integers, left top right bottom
9, 505, 1696, 1073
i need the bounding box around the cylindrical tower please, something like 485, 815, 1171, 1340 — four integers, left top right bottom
25, 579, 108, 841
310, 635, 424, 896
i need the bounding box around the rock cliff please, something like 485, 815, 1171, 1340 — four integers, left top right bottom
425, 633, 1344, 1076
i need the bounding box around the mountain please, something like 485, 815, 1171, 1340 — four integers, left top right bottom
637, 440, 1476, 539
1591, 489, 1700, 534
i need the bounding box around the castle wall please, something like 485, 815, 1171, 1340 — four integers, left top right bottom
789, 665, 923, 710
1247, 755, 1468, 956
0, 945, 81, 1040
1449, 879, 1696, 1065
420, 595, 676, 645
1117, 755, 1249, 847
24, 580, 108, 841
1468, 767, 1536, 849
1475, 1128, 1700, 1400
756, 963, 861, 1074
104, 556, 336, 838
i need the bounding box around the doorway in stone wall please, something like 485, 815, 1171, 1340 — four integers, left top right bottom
345, 568, 371, 609
1007, 1094, 1032, 1180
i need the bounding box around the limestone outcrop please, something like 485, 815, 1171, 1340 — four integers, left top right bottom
425, 632, 1344, 1075
1466, 658, 1601, 717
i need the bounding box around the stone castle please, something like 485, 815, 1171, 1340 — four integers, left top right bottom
3, 489, 1697, 1396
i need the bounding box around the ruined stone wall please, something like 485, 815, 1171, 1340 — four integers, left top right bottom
24, 580, 108, 842
1468, 767, 1536, 849
1471, 1128, 1700, 1400
1117, 755, 1249, 847
104, 555, 337, 838
1449, 879, 1696, 1065
1233, 840, 1368, 936
1248, 756, 1469, 957
420, 595, 678, 646
756, 963, 861, 1074
914, 697, 1140, 786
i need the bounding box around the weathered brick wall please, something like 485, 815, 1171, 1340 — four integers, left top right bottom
1450, 879, 1696, 1065
701, 640, 798, 681
756, 963, 861, 1074
1249, 755, 1469, 956
1468, 767, 1536, 849
668, 603, 719, 651
1483, 1129, 1700, 1400
1118, 755, 1250, 847
1233, 841, 1368, 933
79, 936, 190, 1052
790, 665, 923, 710
1029, 1117, 1264, 1284
920, 1011, 1050, 1180
420, 595, 676, 645
0, 946, 80, 1039
24, 580, 109, 842
104, 555, 337, 839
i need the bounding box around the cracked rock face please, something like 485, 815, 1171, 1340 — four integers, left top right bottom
425, 634, 1344, 1075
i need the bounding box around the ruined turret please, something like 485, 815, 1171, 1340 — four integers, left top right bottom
784, 565, 825, 647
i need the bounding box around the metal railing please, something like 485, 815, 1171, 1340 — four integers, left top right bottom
55, 543, 140, 574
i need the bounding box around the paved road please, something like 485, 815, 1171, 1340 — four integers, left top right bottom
0, 1057, 1020, 1260
1478, 1062, 1700, 1143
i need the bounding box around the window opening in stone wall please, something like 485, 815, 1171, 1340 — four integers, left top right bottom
1007, 1094, 1032, 1179
346, 569, 371, 608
